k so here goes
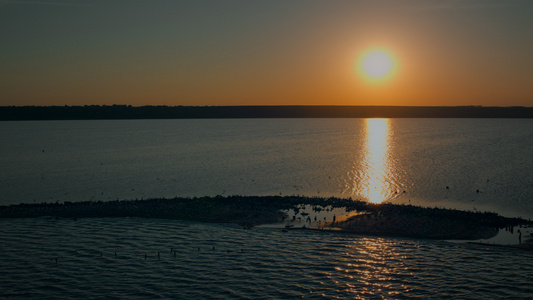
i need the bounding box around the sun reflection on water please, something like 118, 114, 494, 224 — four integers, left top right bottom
363, 118, 390, 203
338, 238, 413, 298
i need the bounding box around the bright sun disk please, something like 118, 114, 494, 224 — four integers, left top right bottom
356, 48, 398, 84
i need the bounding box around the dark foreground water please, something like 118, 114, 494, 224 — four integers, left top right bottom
1, 218, 532, 299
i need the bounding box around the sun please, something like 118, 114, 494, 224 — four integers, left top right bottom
356, 48, 398, 85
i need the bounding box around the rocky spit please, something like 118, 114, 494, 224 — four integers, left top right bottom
1, 195, 531, 241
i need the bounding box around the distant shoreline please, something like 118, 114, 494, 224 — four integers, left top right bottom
1, 105, 533, 120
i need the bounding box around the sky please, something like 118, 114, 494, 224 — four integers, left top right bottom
1, 0, 532, 107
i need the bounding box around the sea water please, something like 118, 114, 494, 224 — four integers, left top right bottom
1, 118, 533, 298
1, 217, 532, 299
1, 118, 532, 218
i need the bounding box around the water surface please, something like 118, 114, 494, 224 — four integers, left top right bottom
1, 218, 532, 299
2, 119, 533, 298
1, 118, 531, 218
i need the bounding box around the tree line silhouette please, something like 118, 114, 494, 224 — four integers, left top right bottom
1, 105, 532, 120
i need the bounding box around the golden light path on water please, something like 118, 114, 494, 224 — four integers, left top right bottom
363, 118, 390, 203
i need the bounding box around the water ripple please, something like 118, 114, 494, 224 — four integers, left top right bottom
1, 218, 532, 299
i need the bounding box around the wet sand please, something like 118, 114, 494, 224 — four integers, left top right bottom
1, 196, 531, 243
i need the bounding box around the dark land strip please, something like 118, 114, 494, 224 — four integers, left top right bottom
1, 105, 533, 120
1, 196, 531, 245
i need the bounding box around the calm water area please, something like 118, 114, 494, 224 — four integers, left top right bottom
1, 118, 532, 217
1, 118, 533, 298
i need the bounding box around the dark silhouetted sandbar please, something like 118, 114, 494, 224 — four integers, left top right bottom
1, 105, 532, 120
1, 196, 531, 241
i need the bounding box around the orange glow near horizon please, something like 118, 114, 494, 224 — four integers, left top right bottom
362, 118, 390, 203
1, 2, 533, 107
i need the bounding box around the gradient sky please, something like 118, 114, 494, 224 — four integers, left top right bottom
1, 0, 532, 107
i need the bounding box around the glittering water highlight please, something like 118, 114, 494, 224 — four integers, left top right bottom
362, 118, 391, 203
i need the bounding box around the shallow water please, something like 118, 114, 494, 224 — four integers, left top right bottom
1, 118, 532, 218
1, 218, 532, 299
1, 118, 533, 298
